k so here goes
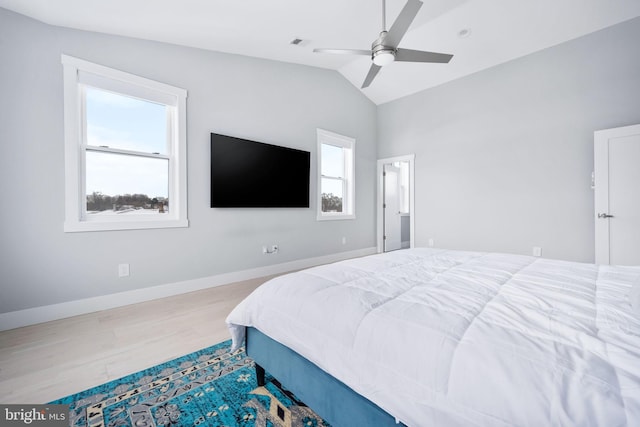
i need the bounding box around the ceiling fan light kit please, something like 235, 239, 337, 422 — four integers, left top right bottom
372, 46, 396, 67
313, 0, 453, 88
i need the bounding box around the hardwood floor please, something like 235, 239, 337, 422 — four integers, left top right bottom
0, 276, 270, 404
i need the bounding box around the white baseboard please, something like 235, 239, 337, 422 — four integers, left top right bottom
0, 247, 377, 332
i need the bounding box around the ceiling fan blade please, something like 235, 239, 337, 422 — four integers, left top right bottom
313, 48, 371, 56
395, 48, 453, 63
385, 0, 423, 48
361, 64, 382, 88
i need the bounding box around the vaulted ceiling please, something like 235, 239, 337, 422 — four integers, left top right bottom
1, 0, 639, 104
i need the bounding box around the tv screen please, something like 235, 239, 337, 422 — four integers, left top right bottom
210, 133, 310, 208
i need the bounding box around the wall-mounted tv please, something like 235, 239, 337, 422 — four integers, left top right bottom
210, 133, 310, 208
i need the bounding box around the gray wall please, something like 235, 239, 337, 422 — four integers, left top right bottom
377, 17, 640, 263
0, 8, 377, 313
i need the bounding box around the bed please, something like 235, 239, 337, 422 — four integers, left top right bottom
226, 248, 640, 426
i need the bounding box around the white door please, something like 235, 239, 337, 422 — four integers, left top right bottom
384, 164, 402, 252
594, 124, 640, 265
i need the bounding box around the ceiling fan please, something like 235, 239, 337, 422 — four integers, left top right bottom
314, 0, 453, 88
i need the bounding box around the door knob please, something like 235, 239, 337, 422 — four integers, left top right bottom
597, 213, 614, 218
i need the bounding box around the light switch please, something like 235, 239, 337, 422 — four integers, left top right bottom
118, 263, 130, 277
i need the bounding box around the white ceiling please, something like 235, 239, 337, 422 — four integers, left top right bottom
2, 0, 639, 105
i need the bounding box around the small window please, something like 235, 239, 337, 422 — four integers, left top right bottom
62, 55, 188, 232
317, 129, 355, 220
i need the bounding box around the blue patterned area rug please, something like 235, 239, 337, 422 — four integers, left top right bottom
49, 340, 330, 427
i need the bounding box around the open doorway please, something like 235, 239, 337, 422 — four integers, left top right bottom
377, 155, 415, 253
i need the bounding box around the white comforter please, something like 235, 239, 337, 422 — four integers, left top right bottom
226, 248, 640, 427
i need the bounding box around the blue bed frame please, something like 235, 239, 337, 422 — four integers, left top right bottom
246, 327, 404, 427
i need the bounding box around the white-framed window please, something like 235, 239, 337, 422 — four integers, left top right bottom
62, 55, 188, 232
317, 129, 355, 220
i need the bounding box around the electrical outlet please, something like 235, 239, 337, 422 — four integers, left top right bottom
118, 263, 130, 277
428, 238, 434, 247
342, 236, 347, 245
263, 245, 279, 254
533, 247, 542, 257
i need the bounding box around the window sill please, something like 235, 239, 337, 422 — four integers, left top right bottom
316, 214, 356, 221
64, 218, 189, 232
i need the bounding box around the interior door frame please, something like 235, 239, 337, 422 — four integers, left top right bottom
594, 123, 640, 264
377, 154, 415, 253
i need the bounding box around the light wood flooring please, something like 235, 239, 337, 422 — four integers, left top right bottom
0, 276, 271, 404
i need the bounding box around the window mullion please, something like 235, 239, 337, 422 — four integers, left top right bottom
85, 145, 170, 160
320, 174, 343, 181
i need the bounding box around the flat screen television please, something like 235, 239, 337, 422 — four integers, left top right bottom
210, 133, 310, 208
